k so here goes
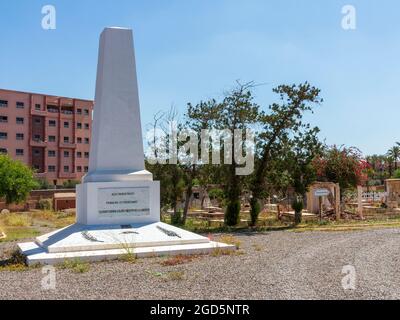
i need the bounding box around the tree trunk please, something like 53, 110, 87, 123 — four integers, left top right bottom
182, 184, 192, 225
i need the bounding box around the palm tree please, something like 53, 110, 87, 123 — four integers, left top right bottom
387, 146, 400, 172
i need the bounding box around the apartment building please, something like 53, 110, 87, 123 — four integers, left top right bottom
0, 88, 93, 186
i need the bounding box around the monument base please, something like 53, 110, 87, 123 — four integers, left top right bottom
18, 222, 235, 265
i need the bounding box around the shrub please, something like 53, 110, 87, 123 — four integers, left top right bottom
292, 199, 304, 225
38, 198, 53, 211
394, 169, 400, 179
208, 188, 225, 202
62, 180, 80, 189
171, 210, 182, 226
250, 198, 261, 226
0, 155, 38, 204
225, 200, 240, 226
34, 178, 54, 190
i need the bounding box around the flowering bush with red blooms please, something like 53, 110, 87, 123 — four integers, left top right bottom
313, 146, 371, 190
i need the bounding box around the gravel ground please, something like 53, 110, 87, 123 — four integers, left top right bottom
1, 228, 400, 300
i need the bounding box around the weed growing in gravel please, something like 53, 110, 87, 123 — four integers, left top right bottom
219, 235, 241, 249
58, 259, 90, 273
146, 270, 164, 278
165, 271, 186, 281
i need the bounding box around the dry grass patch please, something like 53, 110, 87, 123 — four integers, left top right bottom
211, 247, 244, 257
1, 213, 32, 227
218, 235, 241, 249
165, 271, 186, 281
160, 254, 198, 267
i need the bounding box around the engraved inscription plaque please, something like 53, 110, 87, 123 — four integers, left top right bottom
98, 187, 150, 218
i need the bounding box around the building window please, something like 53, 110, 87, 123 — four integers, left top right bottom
35, 104, 41, 111
64, 151, 70, 158
77, 137, 82, 144
64, 137, 70, 143
0, 116, 8, 123
48, 150, 56, 157
0, 100, 8, 108
33, 149, 40, 156
48, 135, 56, 142
33, 165, 40, 171
77, 108, 82, 115
77, 152, 82, 158
16, 133, 24, 140
84, 166, 89, 173
16, 149, 24, 156
16, 102, 24, 109
77, 122, 82, 129
34, 118, 41, 124
49, 120, 56, 127
64, 166, 69, 173
48, 165, 56, 172
84, 123, 90, 130
64, 121, 69, 128
0, 132, 7, 140
84, 109, 89, 116
16, 117, 24, 125
84, 152, 89, 158
84, 138, 89, 144
0, 148, 7, 154
77, 166, 82, 173
33, 134, 41, 141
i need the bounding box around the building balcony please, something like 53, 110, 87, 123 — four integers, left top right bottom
59, 142, 77, 149
30, 139, 47, 148
30, 109, 48, 117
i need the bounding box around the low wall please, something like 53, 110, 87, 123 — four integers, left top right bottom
0, 189, 75, 212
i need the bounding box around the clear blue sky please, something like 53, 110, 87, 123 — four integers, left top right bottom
0, 0, 399, 156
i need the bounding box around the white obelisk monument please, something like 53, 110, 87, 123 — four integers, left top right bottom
19, 27, 233, 265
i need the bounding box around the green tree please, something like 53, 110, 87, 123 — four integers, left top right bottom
286, 129, 322, 224
387, 146, 400, 171
216, 82, 260, 226
249, 83, 322, 226
0, 155, 38, 204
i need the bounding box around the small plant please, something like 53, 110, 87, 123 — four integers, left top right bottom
38, 199, 53, 211
58, 259, 90, 273
120, 249, 136, 263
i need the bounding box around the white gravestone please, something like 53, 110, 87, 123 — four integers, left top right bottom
18, 27, 234, 265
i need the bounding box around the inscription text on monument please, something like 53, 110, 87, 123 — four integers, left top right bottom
98, 187, 150, 218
